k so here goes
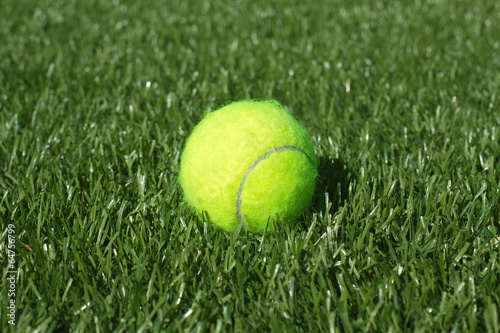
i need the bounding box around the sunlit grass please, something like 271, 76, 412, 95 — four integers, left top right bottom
1, 0, 499, 331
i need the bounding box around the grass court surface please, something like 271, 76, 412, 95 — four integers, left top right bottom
1, 0, 499, 331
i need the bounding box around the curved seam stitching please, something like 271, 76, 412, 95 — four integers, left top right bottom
235, 145, 314, 224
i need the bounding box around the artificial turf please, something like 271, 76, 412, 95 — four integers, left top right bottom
1, 0, 499, 332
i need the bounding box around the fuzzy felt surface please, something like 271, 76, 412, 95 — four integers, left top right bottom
179, 100, 317, 232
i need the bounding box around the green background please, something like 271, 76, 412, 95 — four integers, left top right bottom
1, 0, 499, 331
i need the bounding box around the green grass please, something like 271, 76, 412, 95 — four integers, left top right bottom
1, 0, 499, 331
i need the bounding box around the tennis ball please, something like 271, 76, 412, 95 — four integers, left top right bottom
179, 100, 317, 233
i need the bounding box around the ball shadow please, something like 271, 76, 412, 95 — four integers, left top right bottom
313, 156, 357, 215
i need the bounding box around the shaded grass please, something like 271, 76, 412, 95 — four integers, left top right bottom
1, 0, 500, 332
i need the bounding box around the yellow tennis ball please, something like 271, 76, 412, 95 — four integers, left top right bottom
179, 100, 317, 233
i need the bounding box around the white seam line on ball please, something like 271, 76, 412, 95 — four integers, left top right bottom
235, 145, 314, 224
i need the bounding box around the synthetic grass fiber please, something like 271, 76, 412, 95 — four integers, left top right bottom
1, 0, 499, 332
